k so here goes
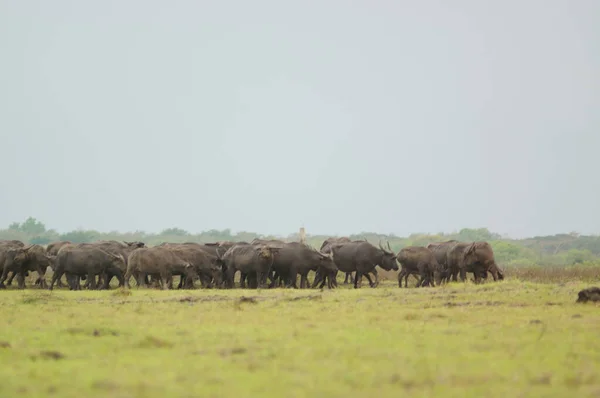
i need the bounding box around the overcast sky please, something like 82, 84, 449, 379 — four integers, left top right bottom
1, 0, 598, 238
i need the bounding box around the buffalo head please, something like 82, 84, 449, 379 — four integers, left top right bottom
255, 245, 279, 260
378, 241, 399, 271
314, 248, 337, 272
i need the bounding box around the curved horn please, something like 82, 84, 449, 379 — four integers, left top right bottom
23, 244, 34, 251
315, 250, 327, 259
98, 248, 120, 260
387, 241, 392, 252
215, 248, 222, 259
322, 249, 334, 260
464, 243, 477, 256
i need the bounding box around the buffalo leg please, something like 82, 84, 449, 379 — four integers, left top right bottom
87, 272, 97, 290
344, 272, 354, 284
354, 271, 362, 289
300, 273, 311, 289
326, 271, 336, 289
6, 271, 17, 286
451, 271, 459, 282
318, 272, 328, 289
286, 268, 298, 289
49, 270, 64, 291
398, 270, 406, 287
17, 271, 26, 289
364, 273, 376, 288
311, 269, 322, 289
331, 270, 339, 287
139, 272, 149, 288
366, 270, 379, 287
255, 271, 264, 289
37, 271, 48, 289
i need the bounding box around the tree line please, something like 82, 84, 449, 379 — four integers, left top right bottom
2, 217, 600, 267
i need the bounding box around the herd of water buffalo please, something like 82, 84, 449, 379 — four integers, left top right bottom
0, 237, 504, 290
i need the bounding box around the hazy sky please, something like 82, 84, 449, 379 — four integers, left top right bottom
1, 1, 599, 238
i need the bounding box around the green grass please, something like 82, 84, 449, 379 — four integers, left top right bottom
1, 279, 599, 397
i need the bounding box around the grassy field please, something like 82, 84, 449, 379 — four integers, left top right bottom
1, 277, 599, 397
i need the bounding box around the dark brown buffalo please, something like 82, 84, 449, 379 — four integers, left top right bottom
396, 246, 443, 288
319, 237, 353, 285
327, 241, 398, 289
235, 239, 287, 288
268, 242, 336, 289
426, 240, 458, 283
576, 287, 600, 303
0, 244, 54, 289
45, 241, 72, 287
447, 241, 501, 283
50, 246, 126, 290
59, 240, 146, 289
124, 247, 196, 290
0, 240, 25, 287
158, 243, 223, 288
220, 244, 279, 289
314, 237, 379, 288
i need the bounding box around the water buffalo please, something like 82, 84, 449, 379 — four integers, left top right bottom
159, 243, 223, 288
320, 237, 353, 285
396, 246, 443, 288
124, 247, 196, 289
60, 240, 146, 289
0, 245, 54, 289
426, 240, 458, 283
447, 241, 501, 283
50, 246, 126, 290
220, 244, 279, 289
576, 287, 600, 303
0, 240, 25, 287
248, 239, 288, 287
312, 238, 377, 288
328, 241, 398, 288
268, 242, 336, 289
44, 241, 72, 287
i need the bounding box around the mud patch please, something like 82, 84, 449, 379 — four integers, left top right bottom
0, 341, 11, 349
65, 327, 119, 337
284, 295, 322, 302
175, 295, 232, 303
238, 296, 258, 304
136, 336, 173, 348
444, 302, 470, 307
220, 347, 248, 357
32, 351, 65, 360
